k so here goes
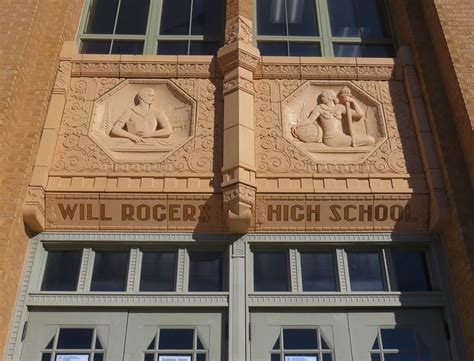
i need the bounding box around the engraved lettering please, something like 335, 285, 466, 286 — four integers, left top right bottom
86, 204, 98, 221
152, 204, 166, 221
283, 205, 289, 222
183, 204, 196, 221
375, 205, 388, 221
137, 204, 150, 221
122, 204, 135, 221
344, 205, 357, 222
404, 205, 417, 222
58, 203, 78, 220
359, 205, 373, 222
329, 205, 342, 222
79, 203, 85, 220
390, 205, 403, 221
100, 204, 112, 221
168, 204, 180, 221
268, 205, 281, 222
306, 204, 320, 222
198, 204, 210, 222
291, 205, 305, 222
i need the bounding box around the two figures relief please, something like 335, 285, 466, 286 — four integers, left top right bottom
292, 86, 375, 147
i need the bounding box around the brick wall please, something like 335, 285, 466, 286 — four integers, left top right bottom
0, 0, 83, 355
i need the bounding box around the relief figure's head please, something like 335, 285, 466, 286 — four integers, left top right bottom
319, 89, 339, 105
135, 88, 155, 106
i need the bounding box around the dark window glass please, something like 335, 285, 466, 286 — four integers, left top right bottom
371, 355, 381, 361
190, 42, 221, 55
157, 41, 189, 55
160, 0, 191, 35
357, 0, 390, 40
287, 0, 319, 36
301, 252, 337, 291
90, 251, 129, 291
111, 41, 144, 54
188, 251, 223, 291
254, 251, 289, 291
158, 329, 194, 349
94, 354, 104, 361
289, 42, 321, 56
140, 251, 177, 291
384, 353, 418, 361
381, 329, 417, 350
392, 251, 431, 291
364, 44, 394, 57
115, 0, 150, 34
144, 354, 154, 361
322, 354, 333, 361
258, 42, 289, 56
85, 0, 120, 34
347, 251, 384, 291
57, 328, 94, 349
271, 354, 281, 361
283, 329, 318, 349
334, 43, 363, 57
41, 353, 52, 361
41, 251, 82, 291
196, 354, 206, 361
328, 0, 360, 37
257, 0, 287, 36
191, 0, 222, 36
81, 40, 111, 54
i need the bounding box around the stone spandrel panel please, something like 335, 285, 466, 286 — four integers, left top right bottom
51, 77, 223, 175
89, 79, 195, 162
255, 79, 424, 176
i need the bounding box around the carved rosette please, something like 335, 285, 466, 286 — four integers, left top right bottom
223, 183, 256, 233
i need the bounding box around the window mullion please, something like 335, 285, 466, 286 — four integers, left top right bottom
109, 0, 123, 54
143, 0, 159, 54
284, 0, 290, 55
187, 0, 194, 54
317, 0, 333, 56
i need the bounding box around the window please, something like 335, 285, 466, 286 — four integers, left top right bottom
140, 251, 177, 291
370, 328, 431, 361
90, 251, 130, 291
144, 328, 208, 361
79, 0, 223, 54
41, 250, 82, 291
188, 251, 224, 292
347, 251, 385, 291
301, 251, 337, 291
391, 250, 431, 291
255, 0, 395, 57
271, 328, 334, 361
41, 328, 104, 361
253, 251, 290, 291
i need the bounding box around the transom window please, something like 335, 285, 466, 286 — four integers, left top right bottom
41, 328, 105, 361
255, 0, 395, 57
371, 328, 431, 361
271, 328, 334, 361
78, 0, 223, 54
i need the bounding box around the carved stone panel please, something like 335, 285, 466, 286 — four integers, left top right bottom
282, 81, 386, 163
89, 79, 196, 162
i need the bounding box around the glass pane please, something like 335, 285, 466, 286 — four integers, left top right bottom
189, 42, 220, 55
147, 337, 156, 350
287, 0, 318, 36
80, 40, 111, 54
90, 251, 129, 291
115, 0, 150, 35
372, 338, 380, 350
254, 251, 289, 291
188, 251, 223, 292
285, 354, 318, 360
45, 337, 54, 349
347, 251, 384, 291
371, 354, 381, 361
111, 41, 144, 54
273, 336, 281, 350
94, 353, 104, 361
158, 329, 194, 349
289, 42, 321, 56
364, 44, 395, 57
41, 251, 82, 291
157, 41, 189, 55
384, 353, 418, 361
41, 353, 52, 361
392, 251, 431, 291
357, 0, 390, 39
144, 354, 154, 361
57, 328, 94, 349
283, 329, 318, 350
197, 336, 205, 350
85, 0, 120, 34
160, 0, 191, 35
322, 353, 333, 361
257, 0, 287, 36
328, 0, 360, 37
380, 329, 417, 350
196, 354, 206, 361
258, 42, 289, 56
321, 336, 330, 349
191, 0, 222, 36
95, 336, 103, 349
333, 44, 363, 57
158, 355, 192, 361
271, 354, 281, 361
301, 252, 337, 291
140, 251, 177, 291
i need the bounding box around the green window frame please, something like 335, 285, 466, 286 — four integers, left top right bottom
77, 0, 224, 55
254, 0, 396, 57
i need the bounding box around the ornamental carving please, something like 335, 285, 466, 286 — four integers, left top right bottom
89, 80, 195, 162
225, 16, 253, 45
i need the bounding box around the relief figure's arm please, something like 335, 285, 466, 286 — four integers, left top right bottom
348, 99, 364, 121
110, 110, 144, 142
147, 109, 173, 138
307, 107, 321, 123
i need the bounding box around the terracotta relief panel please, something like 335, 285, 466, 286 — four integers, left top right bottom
52, 77, 223, 175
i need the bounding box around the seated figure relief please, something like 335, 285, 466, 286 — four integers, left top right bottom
292, 87, 375, 147
110, 88, 173, 143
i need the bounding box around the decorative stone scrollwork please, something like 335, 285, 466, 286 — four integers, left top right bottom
223, 183, 256, 233
225, 16, 253, 45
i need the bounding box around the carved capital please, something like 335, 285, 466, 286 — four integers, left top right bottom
217, 42, 260, 74
223, 183, 256, 234
223, 71, 254, 95
53, 61, 72, 94
225, 16, 253, 46
22, 186, 45, 232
